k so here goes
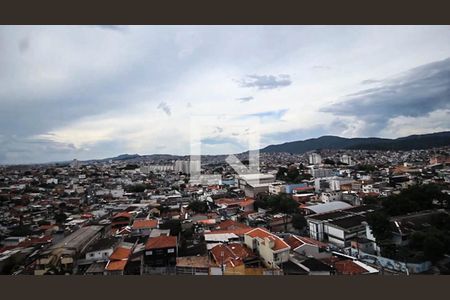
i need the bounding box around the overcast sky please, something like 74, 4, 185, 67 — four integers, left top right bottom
1, 25, 450, 164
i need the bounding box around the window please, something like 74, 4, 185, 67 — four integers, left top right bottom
167, 248, 175, 253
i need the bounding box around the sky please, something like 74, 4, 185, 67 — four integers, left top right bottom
0, 25, 450, 164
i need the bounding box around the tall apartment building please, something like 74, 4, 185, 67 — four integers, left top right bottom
174, 160, 190, 174
308, 153, 322, 165
340, 154, 354, 166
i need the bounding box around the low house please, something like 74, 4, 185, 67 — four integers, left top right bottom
286, 255, 334, 275
176, 256, 210, 275
131, 219, 158, 236
244, 228, 290, 268
84, 237, 118, 262
104, 242, 134, 275
144, 235, 177, 268
283, 234, 330, 259
323, 255, 379, 275
209, 243, 262, 274
111, 211, 132, 229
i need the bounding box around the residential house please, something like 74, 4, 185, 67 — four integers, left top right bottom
244, 228, 290, 268
144, 235, 177, 268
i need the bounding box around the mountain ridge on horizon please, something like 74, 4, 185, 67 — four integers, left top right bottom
261, 131, 450, 154
4, 131, 450, 166
92, 131, 450, 163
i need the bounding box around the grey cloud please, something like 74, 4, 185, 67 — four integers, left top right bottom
157, 102, 171, 116
201, 136, 240, 146
321, 57, 450, 135
312, 65, 331, 70
0, 135, 79, 164
236, 96, 254, 102
237, 74, 292, 90
18, 37, 30, 53
361, 79, 380, 85
96, 25, 127, 33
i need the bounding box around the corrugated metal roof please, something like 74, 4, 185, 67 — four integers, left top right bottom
305, 201, 352, 214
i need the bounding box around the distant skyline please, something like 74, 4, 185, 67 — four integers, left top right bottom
1, 25, 450, 164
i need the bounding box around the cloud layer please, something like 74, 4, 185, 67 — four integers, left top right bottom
237, 74, 292, 90
0, 25, 450, 164
322, 58, 450, 135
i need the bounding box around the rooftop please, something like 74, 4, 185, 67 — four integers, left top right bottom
210, 243, 255, 268
145, 235, 177, 250
176, 256, 210, 268
132, 219, 158, 230
245, 228, 290, 251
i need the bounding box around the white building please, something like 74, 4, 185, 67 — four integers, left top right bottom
310, 167, 334, 179
268, 181, 286, 195
174, 160, 191, 174
237, 173, 275, 188
140, 165, 174, 173
340, 154, 354, 166
244, 228, 290, 268
308, 153, 322, 165
320, 191, 343, 203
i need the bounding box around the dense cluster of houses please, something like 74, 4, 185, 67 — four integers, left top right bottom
0, 147, 449, 275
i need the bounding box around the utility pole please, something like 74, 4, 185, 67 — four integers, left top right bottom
221, 251, 224, 275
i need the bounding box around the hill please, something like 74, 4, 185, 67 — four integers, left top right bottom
261, 131, 450, 154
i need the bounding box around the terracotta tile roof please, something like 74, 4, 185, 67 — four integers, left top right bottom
28, 235, 53, 245
284, 235, 328, 250
245, 228, 290, 251
176, 256, 210, 268
112, 211, 132, 220
210, 243, 255, 268
109, 245, 133, 261
216, 220, 251, 231
145, 235, 177, 250
239, 198, 255, 207
296, 236, 328, 248
215, 198, 255, 208
334, 260, 367, 275
196, 219, 216, 225
214, 198, 236, 205
205, 227, 252, 236
132, 219, 158, 230
105, 260, 128, 271
39, 224, 57, 230
284, 236, 305, 250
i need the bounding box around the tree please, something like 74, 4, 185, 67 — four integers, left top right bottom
276, 167, 288, 181
159, 219, 182, 236
362, 195, 381, 206
125, 184, 147, 193
266, 193, 300, 231
292, 214, 307, 231
366, 211, 393, 242
55, 212, 67, 224
423, 235, 446, 262
357, 164, 377, 173
188, 200, 208, 213
10, 225, 32, 237
286, 166, 299, 182
323, 158, 335, 165
382, 184, 441, 216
